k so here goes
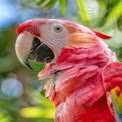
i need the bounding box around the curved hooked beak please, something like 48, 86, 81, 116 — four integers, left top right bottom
15, 32, 55, 70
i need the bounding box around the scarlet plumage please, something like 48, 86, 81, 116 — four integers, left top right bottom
15, 18, 122, 122
42, 46, 115, 122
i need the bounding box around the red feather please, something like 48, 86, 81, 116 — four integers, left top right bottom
91, 29, 111, 40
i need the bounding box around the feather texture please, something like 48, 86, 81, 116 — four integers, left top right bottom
102, 62, 122, 121
39, 44, 116, 122
16, 18, 121, 122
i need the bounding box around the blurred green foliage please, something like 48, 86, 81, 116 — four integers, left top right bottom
0, 0, 122, 122
36, 0, 66, 16
36, 0, 122, 30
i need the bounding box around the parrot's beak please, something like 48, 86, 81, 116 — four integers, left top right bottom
15, 32, 54, 70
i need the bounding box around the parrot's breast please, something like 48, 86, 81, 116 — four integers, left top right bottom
39, 45, 116, 122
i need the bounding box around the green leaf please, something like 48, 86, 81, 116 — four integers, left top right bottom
27, 88, 54, 109
45, 0, 57, 9
77, 0, 90, 24
117, 15, 122, 31
20, 107, 55, 118
24, 118, 54, 122
0, 33, 7, 55
29, 60, 45, 76
0, 111, 11, 122
103, 0, 122, 28
36, 0, 46, 6
97, 0, 118, 8
59, 0, 66, 16
0, 56, 20, 73
96, 0, 107, 8
116, 47, 122, 61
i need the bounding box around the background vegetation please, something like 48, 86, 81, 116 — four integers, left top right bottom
0, 0, 122, 122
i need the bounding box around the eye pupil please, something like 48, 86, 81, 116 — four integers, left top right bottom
55, 27, 61, 32
53, 25, 63, 32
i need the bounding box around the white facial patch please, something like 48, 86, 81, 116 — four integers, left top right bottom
39, 23, 71, 49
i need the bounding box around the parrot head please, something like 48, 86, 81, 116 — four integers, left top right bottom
15, 18, 111, 69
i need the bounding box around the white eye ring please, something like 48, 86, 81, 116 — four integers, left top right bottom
53, 24, 63, 32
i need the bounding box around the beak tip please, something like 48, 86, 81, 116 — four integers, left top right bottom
24, 60, 33, 70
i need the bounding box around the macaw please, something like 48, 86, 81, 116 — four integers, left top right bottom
15, 18, 122, 122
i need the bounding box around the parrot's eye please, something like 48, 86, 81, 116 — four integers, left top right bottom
53, 24, 63, 32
